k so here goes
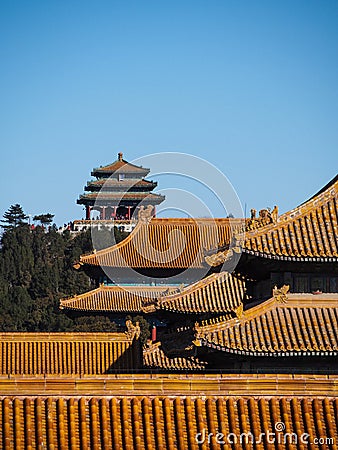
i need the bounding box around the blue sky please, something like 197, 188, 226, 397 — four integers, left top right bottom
0, 1, 337, 225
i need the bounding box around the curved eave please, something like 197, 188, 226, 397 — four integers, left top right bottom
244, 175, 338, 259
201, 340, 338, 357
84, 186, 157, 193
158, 272, 245, 314
79, 221, 144, 266
91, 161, 150, 177
84, 179, 157, 192
143, 342, 206, 370
242, 248, 338, 263
92, 169, 150, 177
77, 193, 165, 205
79, 218, 242, 269
60, 284, 176, 313
196, 294, 338, 355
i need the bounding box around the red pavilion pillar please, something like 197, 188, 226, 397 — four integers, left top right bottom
86, 205, 91, 220
127, 206, 131, 220
102, 207, 106, 220
152, 326, 157, 343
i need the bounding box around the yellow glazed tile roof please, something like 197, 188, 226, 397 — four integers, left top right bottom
196, 293, 338, 355
0, 395, 337, 449
143, 341, 206, 370
244, 175, 338, 260
60, 285, 177, 313
0, 330, 141, 375
79, 218, 243, 268
158, 271, 246, 314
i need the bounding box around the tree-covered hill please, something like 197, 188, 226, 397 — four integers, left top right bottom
0, 205, 128, 332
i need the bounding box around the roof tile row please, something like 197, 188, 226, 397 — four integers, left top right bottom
60, 272, 246, 314
196, 294, 338, 355
0, 395, 337, 449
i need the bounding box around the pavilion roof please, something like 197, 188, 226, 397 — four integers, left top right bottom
79, 218, 243, 269
158, 271, 246, 314
195, 293, 338, 356
243, 174, 338, 261
85, 178, 156, 190
60, 285, 177, 313
77, 191, 165, 204
91, 152, 150, 176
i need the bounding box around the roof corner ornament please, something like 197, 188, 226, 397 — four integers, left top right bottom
125, 320, 141, 340
204, 241, 241, 267
192, 338, 202, 347
193, 321, 202, 346
73, 261, 83, 270
118, 152, 123, 161
273, 284, 289, 303
179, 283, 185, 292
247, 205, 279, 231
235, 303, 244, 319
204, 250, 229, 267
138, 205, 154, 223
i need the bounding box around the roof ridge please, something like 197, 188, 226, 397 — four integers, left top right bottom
279, 173, 338, 220
158, 271, 229, 302
299, 173, 338, 205
245, 175, 338, 236
79, 217, 239, 268
92, 154, 150, 173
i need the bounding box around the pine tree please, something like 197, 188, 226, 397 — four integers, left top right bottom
1, 204, 28, 229
33, 213, 54, 226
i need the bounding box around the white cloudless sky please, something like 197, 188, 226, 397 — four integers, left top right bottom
0, 0, 337, 225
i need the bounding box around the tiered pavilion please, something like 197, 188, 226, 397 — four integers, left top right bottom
77, 152, 165, 221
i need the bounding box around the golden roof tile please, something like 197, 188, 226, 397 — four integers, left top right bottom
0, 394, 337, 447
0, 332, 141, 375
60, 284, 177, 313
244, 175, 338, 260
196, 293, 338, 355
143, 341, 206, 370
158, 271, 246, 314
79, 218, 243, 269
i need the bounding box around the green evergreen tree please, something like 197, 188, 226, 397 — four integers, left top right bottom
0, 212, 129, 332
33, 213, 54, 226
1, 204, 28, 229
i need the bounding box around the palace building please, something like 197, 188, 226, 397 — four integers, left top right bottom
0, 160, 337, 449
60, 171, 338, 373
